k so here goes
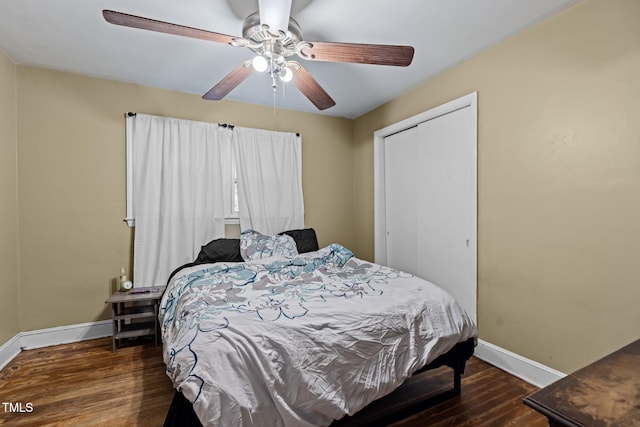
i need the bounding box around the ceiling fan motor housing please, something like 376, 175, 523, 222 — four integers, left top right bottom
241, 12, 306, 60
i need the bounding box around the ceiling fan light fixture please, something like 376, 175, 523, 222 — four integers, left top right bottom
279, 66, 293, 82
252, 55, 269, 72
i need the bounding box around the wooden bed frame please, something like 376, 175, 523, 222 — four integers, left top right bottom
162, 338, 476, 427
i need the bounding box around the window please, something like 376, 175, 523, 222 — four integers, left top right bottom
225, 151, 239, 223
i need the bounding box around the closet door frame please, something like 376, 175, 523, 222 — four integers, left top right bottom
373, 92, 477, 320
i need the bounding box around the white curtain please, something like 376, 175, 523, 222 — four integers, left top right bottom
234, 127, 304, 234
128, 114, 232, 287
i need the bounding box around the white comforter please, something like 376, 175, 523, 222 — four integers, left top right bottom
159, 244, 477, 426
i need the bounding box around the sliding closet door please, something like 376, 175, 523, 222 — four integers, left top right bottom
383, 103, 476, 321
384, 125, 420, 276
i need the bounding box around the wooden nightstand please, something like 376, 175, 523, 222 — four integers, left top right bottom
105, 287, 164, 352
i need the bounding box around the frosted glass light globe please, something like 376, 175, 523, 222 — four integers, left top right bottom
280, 67, 293, 82
252, 55, 268, 72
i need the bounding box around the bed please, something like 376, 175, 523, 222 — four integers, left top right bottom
160, 229, 477, 427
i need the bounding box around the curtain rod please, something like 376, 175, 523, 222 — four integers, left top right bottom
125, 113, 299, 136
219, 123, 300, 137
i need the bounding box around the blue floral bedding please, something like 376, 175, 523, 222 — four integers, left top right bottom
159, 243, 477, 426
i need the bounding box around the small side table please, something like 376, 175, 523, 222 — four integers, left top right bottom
105, 287, 164, 352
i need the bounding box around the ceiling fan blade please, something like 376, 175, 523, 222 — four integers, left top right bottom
291, 65, 335, 111
102, 10, 235, 45
303, 42, 414, 67
203, 60, 254, 100
258, 0, 292, 33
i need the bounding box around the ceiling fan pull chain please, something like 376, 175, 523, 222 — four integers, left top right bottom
270, 66, 279, 94
272, 72, 276, 113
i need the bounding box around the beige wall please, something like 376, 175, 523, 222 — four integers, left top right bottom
353, 0, 640, 373
16, 66, 353, 331
0, 49, 19, 344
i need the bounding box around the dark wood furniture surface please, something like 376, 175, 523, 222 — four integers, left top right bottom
524, 339, 640, 427
105, 287, 164, 352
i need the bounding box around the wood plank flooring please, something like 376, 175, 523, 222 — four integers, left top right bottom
0, 338, 548, 426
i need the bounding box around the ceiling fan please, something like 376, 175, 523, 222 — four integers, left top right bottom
103, 0, 414, 110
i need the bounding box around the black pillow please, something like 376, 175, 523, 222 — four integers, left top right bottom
196, 238, 243, 263
279, 228, 319, 253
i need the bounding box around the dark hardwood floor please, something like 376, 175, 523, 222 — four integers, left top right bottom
0, 338, 548, 426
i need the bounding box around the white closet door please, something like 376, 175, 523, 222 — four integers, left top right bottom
384, 105, 476, 322
384, 125, 420, 276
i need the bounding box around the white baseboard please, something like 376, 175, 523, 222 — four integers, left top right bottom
475, 339, 566, 388
0, 334, 23, 371
0, 320, 112, 370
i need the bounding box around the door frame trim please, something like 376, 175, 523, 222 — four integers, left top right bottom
373, 92, 477, 320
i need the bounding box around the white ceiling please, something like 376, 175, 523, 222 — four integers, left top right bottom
0, 0, 580, 119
